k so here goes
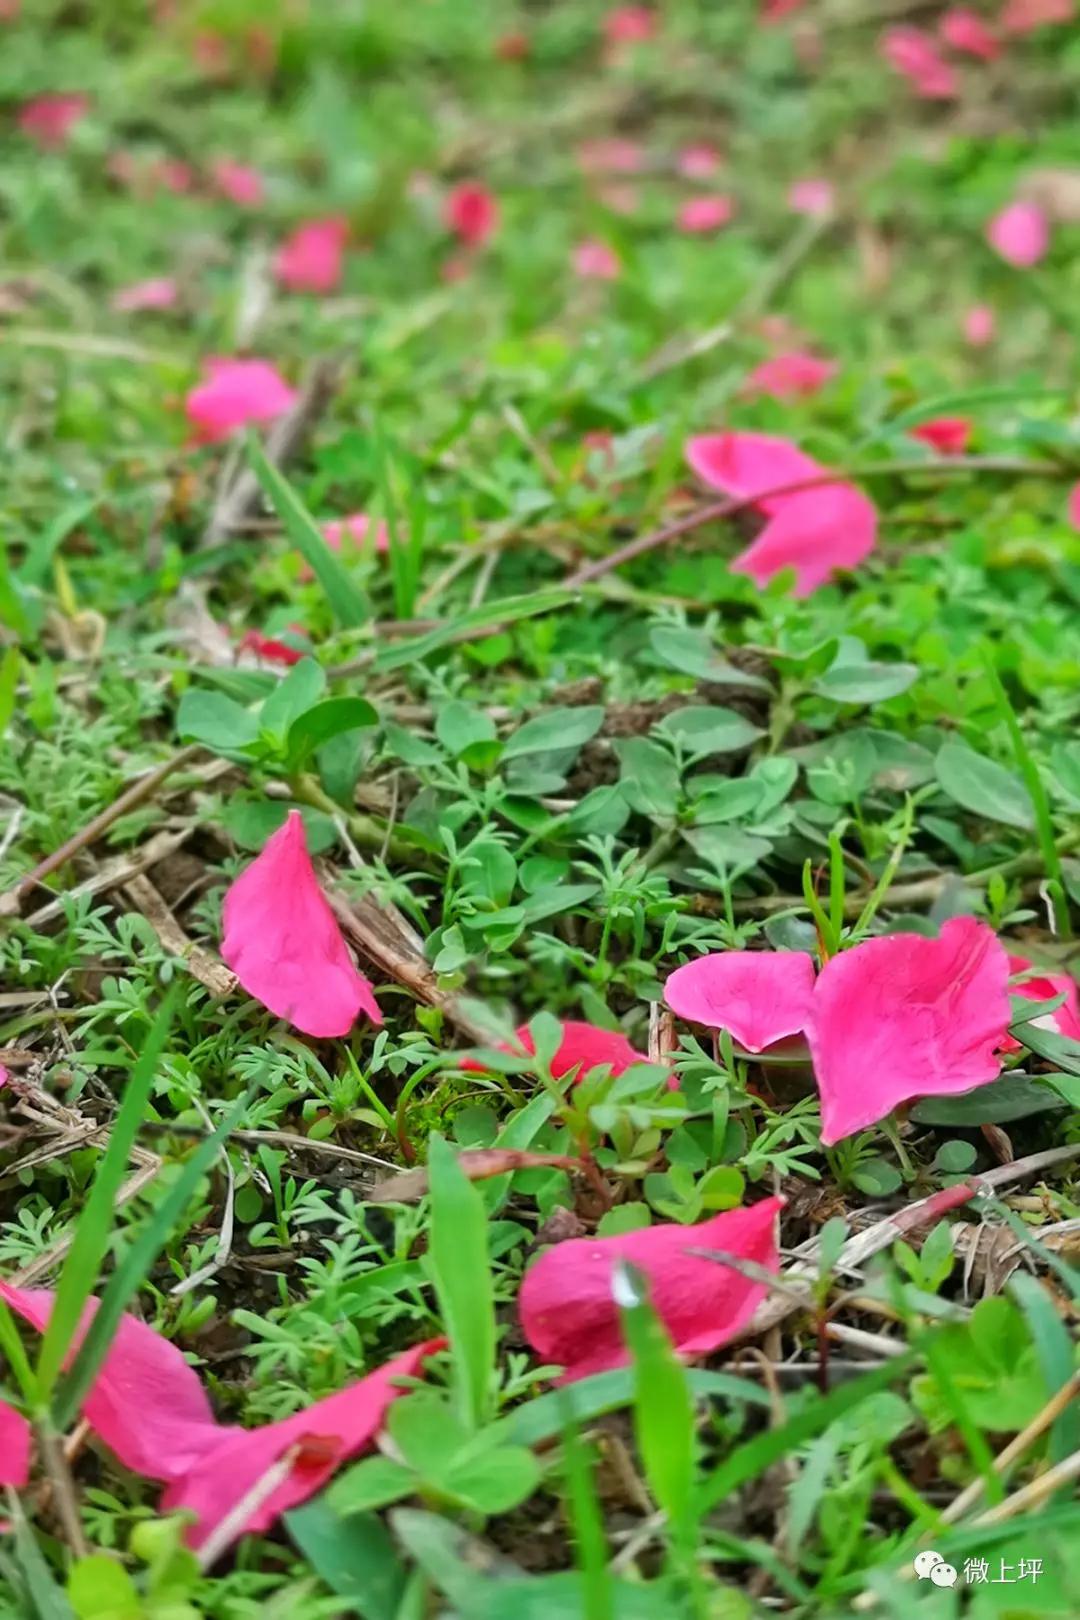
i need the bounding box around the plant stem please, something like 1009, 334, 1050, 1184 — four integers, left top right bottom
36, 1420, 87, 1557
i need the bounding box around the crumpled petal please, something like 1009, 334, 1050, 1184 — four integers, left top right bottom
185, 358, 298, 444
221, 810, 381, 1037
274, 217, 348, 294
520, 1199, 784, 1382
466, 1020, 648, 1080
0, 1284, 222, 1481
806, 917, 1011, 1145
0, 1399, 30, 1487
161, 1339, 443, 1551
909, 416, 972, 455
1005, 954, 1080, 1046
665, 951, 817, 1051
987, 200, 1049, 267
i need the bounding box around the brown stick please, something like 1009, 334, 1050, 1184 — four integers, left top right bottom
121, 874, 235, 997
22, 826, 191, 929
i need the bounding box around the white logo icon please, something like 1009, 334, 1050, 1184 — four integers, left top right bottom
913, 1551, 958, 1586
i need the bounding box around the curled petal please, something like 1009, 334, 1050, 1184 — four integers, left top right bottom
185, 358, 297, 444
221, 810, 381, 1037
520, 1199, 784, 1382
0, 1399, 30, 1487
665, 950, 817, 1051
807, 918, 1011, 1145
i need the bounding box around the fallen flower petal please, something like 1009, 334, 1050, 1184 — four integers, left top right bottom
1068, 483, 1080, 531
987, 199, 1049, 266
520, 1199, 784, 1382
0, 1400, 30, 1487
299, 512, 389, 580
909, 416, 972, 455
466, 1019, 648, 1080
221, 810, 381, 1037
112, 277, 179, 313
274, 217, 348, 294
238, 627, 309, 667
444, 182, 499, 248
665, 951, 817, 1052
1007, 954, 1080, 1043
185, 358, 298, 444
678, 194, 735, 233
572, 238, 621, 280
603, 5, 656, 44
807, 917, 1011, 1145
744, 350, 837, 400
963, 302, 996, 345
685, 430, 878, 595
677, 143, 721, 178
161, 1339, 443, 1552
940, 8, 1001, 58
881, 27, 958, 98
1000, 0, 1073, 33
18, 93, 89, 148
788, 177, 835, 216
212, 159, 264, 206
577, 138, 645, 175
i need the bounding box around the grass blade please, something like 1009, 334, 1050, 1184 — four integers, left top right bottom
247, 433, 368, 629
427, 1134, 495, 1432
557, 1396, 613, 1620
36, 991, 176, 1402
374, 589, 572, 673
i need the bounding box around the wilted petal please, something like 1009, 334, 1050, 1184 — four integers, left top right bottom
987, 200, 1049, 267
520, 1199, 783, 1382
744, 350, 837, 400
274, 217, 348, 294
221, 810, 381, 1037
238, 627, 309, 667
0, 1399, 30, 1487
161, 1340, 442, 1551
0, 1284, 221, 1481
807, 918, 1011, 1145
665, 951, 817, 1051
185, 358, 297, 444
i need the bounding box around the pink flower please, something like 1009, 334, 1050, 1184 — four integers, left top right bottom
909, 416, 972, 455
185, 358, 298, 444
274, 217, 348, 294
881, 27, 958, 98
677, 143, 721, 178
0, 1400, 30, 1487
112, 277, 179, 313
963, 302, 996, 345
678, 195, 735, 233
466, 1019, 648, 1080
0, 1283, 440, 1553
0, 1064, 8, 1088
520, 1198, 783, 1382
685, 430, 878, 595
444, 183, 499, 248
212, 159, 264, 207
18, 93, 89, 149
577, 138, 645, 175
940, 8, 1002, 58
744, 350, 837, 400
1000, 0, 1072, 32
665, 951, 817, 1052
603, 5, 656, 44
807, 918, 1011, 1145
1068, 483, 1080, 531
987, 199, 1049, 266
788, 177, 835, 216
1002, 954, 1080, 1051
221, 810, 381, 1037
238, 627, 308, 667
572, 239, 621, 280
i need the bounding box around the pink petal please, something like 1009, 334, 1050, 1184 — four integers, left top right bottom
0, 1399, 30, 1487
212, 159, 264, 207
577, 138, 645, 175
18, 93, 88, 149
0, 1065, 8, 1089
161, 1339, 442, 1551
677, 144, 721, 178
686, 430, 822, 510
112, 278, 179, 313
221, 810, 381, 1038
274, 217, 348, 294
185, 358, 298, 445
322, 513, 390, 555
153, 159, 194, 195
1000, 0, 1072, 33
1068, 483, 1080, 531
572, 239, 621, 280
520, 1199, 783, 1382
464, 1020, 648, 1080
806, 918, 1011, 1145
987, 200, 1049, 267
744, 350, 837, 401
881, 27, 958, 98
677, 195, 735, 233
0, 1284, 221, 1482
963, 303, 996, 345
1007, 954, 1080, 1042
908, 416, 972, 455
940, 8, 1002, 58
238, 627, 309, 667
665, 951, 817, 1051
603, 5, 656, 43
444, 183, 499, 248
761, 0, 806, 18
788, 177, 835, 216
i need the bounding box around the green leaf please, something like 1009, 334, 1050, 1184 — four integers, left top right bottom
374, 590, 572, 673
850, 1158, 902, 1197
910, 1072, 1067, 1125
259, 656, 326, 741
517, 882, 600, 925
176, 688, 259, 753
655, 705, 763, 758
502, 706, 604, 759
427, 1135, 495, 1431
813, 659, 919, 705
286, 1499, 407, 1620
0, 645, 19, 735
444, 1445, 541, 1514
67, 1556, 140, 1619
615, 738, 680, 822
327, 1455, 415, 1515
286, 696, 377, 767
247, 435, 368, 628
648, 625, 770, 690
436, 700, 497, 757
1010, 1273, 1080, 1467
935, 740, 1035, 829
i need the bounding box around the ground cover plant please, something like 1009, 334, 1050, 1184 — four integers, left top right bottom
2, 1, 1080, 1615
